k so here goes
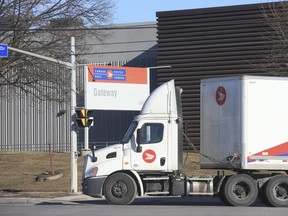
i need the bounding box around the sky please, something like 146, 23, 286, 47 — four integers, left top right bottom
114, 0, 278, 24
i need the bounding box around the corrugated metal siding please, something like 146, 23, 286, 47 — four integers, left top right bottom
0, 89, 71, 151
0, 66, 71, 151
156, 3, 275, 148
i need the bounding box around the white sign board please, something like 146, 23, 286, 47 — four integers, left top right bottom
85, 65, 150, 111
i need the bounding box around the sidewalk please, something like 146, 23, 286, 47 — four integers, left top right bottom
0, 191, 101, 204
0, 191, 72, 198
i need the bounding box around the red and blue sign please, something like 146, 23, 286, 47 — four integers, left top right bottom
85, 65, 149, 111
94, 68, 126, 81
87, 65, 148, 84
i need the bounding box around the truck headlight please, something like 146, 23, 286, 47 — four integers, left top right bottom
85, 167, 98, 179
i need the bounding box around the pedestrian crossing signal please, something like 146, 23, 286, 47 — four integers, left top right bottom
75, 109, 93, 127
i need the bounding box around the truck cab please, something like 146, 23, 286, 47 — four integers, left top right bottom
82, 80, 184, 204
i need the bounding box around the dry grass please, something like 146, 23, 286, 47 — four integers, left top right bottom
0, 150, 227, 193
0, 151, 83, 192
182, 151, 222, 176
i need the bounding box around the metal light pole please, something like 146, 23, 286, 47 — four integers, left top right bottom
70, 37, 78, 193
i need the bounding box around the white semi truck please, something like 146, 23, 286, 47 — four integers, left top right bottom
82, 76, 288, 207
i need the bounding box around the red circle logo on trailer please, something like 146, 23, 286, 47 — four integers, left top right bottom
216, 86, 227, 105
106, 70, 114, 79
142, 149, 156, 163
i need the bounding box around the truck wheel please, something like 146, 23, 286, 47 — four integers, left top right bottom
103, 173, 137, 205
264, 175, 288, 207
258, 181, 270, 206
223, 174, 258, 206
218, 178, 232, 206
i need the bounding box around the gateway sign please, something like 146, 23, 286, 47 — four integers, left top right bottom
85, 65, 150, 111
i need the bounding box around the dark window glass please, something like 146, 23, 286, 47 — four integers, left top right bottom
121, 121, 138, 143
140, 123, 164, 144
106, 152, 117, 159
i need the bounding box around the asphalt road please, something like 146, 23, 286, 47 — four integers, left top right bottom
0, 195, 287, 216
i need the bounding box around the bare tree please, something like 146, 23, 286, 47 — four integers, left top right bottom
261, 1, 288, 76
0, 0, 115, 101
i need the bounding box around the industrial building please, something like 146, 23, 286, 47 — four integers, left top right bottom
157, 2, 279, 147
0, 2, 282, 151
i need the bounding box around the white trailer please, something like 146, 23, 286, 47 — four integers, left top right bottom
201, 76, 288, 171
82, 76, 288, 207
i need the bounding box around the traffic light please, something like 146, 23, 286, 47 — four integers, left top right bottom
75, 109, 93, 127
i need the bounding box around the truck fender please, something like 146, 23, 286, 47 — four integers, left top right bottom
129, 170, 144, 196
214, 175, 227, 193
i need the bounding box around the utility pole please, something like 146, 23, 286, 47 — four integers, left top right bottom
83, 66, 90, 152
70, 37, 78, 193
8, 37, 79, 193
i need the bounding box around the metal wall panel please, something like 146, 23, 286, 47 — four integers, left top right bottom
157, 3, 276, 148
81, 22, 157, 63
0, 83, 71, 151
0, 64, 71, 152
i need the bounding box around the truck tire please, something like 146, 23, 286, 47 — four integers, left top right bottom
103, 173, 137, 205
218, 178, 232, 206
264, 175, 288, 207
223, 174, 258, 206
258, 181, 270, 206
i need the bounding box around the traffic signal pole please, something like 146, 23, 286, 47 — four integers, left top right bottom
83, 66, 89, 151
75, 108, 93, 152
8, 47, 73, 68
70, 37, 78, 193
8, 37, 79, 193
84, 126, 89, 150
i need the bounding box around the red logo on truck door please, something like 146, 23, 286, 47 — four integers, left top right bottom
142, 149, 156, 163
216, 86, 226, 105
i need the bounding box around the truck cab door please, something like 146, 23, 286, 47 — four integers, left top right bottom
130, 120, 168, 171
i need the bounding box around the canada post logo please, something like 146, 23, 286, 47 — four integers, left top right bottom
94, 68, 126, 81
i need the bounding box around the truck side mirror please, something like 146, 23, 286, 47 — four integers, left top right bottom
136, 129, 142, 153
136, 145, 142, 153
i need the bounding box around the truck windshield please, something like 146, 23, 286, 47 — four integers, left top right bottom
121, 121, 138, 144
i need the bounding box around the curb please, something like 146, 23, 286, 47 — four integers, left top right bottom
0, 191, 78, 199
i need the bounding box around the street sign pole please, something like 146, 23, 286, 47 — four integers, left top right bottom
8, 38, 79, 193
8, 46, 72, 68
